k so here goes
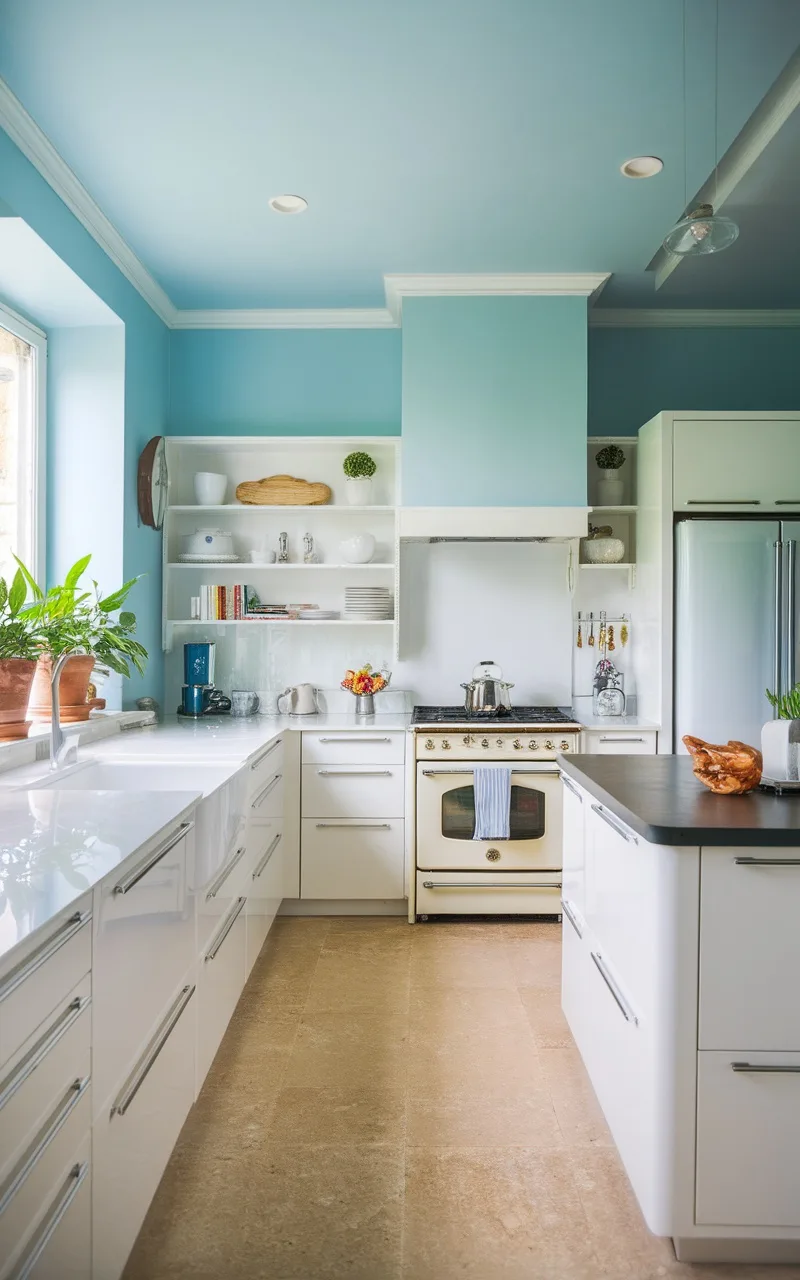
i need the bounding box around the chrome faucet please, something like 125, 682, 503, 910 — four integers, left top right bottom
50, 651, 88, 770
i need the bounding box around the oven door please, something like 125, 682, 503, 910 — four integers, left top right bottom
416, 764, 563, 871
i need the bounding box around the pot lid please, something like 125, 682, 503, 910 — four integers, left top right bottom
472, 660, 503, 681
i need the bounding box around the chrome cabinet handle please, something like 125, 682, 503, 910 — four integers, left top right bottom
591, 803, 638, 845
315, 822, 392, 829
561, 898, 583, 938
787, 540, 796, 690
0, 909, 91, 1004
0, 1076, 90, 1215
422, 768, 560, 777
686, 499, 761, 505
251, 773, 282, 809
318, 737, 392, 743
114, 821, 192, 895
561, 775, 583, 801
205, 898, 246, 961
206, 845, 247, 899
591, 952, 638, 1024
317, 769, 392, 776
0, 995, 89, 1113
9, 1161, 88, 1280
250, 739, 282, 769
598, 736, 645, 743
734, 856, 800, 867
731, 1062, 800, 1073
774, 540, 784, 701
775, 500, 800, 505
253, 832, 282, 879
422, 880, 561, 889
111, 984, 195, 1117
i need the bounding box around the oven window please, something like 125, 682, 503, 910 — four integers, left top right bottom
441, 785, 546, 841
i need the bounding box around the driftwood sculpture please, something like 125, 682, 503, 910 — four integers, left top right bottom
235, 475, 332, 506
683, 735, 763, 795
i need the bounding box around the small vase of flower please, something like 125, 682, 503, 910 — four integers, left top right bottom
761, 682, 800, 782
343, 451, 377, 505
595, 444, 626, 505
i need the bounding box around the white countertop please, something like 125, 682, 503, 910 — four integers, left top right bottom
575, 716, 660, 731
0, 789, 199, 966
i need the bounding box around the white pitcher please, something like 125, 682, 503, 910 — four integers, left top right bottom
278, 684, 317, 716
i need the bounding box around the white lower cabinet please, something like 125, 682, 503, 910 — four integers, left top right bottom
561, 775, 586, 917
196, 898, 247, 1086
245, 824, 284, 973
301, 819, 405, 899
3, 1137, 91, 1280
93, 979, 196, 1280
582, 729, 657, 754
301, 765, 404, 820
696, 1051, 800, 1227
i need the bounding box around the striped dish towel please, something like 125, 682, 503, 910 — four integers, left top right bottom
472, 766, 512, 840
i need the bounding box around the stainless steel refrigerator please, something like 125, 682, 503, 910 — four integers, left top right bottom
675, 519, 800, 749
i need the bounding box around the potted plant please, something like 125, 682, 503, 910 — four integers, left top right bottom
0, 567, 41, 740
16, 555, 148, 722
595, 444, 626, 505
343, 451, 377, 506
761, 681, 800, 783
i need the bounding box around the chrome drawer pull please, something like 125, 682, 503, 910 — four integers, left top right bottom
318, 736, 392, 743
0, 909, 91, 1004
253, 832, 282, 879
561, 775, 583, 801
0, 995, 89, 1113
114, 821, 192, 895
316, 822, 391, 829
686, 499, 761, 505
317, 769, 392, 776
734, 856, 800, 866
251, 773, 282, 809
206, 845, 247, 899
775, 500, 800, 505
422, 880, 561, 889
561, 898, 583, 938
591, 803, 638, 845
205, 898, 246, 962
598, 736, 645, 743
422, 768, 560, 777
250, 739, 282, 769
731, 1062, 800, 1073
591, 952, 638, 1025
0, 1076, 90, 1216
10, 1161, 88, 1280
111, 984, 195, 1117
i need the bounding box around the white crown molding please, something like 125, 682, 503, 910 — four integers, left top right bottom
384, 273, 610, 323
0, 77, 177, 326
172, 307, 396, 330
590, 308, 800, 328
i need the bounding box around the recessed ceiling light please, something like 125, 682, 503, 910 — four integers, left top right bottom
269, 194, 308, 214
620, 156, 663, 179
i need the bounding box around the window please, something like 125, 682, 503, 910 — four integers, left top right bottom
0, 305, 45, 583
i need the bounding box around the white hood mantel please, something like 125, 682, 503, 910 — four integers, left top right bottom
398, 506, 589, 541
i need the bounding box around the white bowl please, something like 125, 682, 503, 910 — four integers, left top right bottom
249, 549, 276, 564
582, 536, 625, 564
339, 533, 376, 564
194, 472, 228, 505
184, 528, 235, 556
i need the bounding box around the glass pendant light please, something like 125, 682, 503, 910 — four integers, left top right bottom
663, 0, 739, 256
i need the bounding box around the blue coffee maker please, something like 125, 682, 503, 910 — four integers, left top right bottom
180, 642, 230, 716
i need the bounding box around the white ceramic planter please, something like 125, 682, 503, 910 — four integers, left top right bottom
597, 468, 624, 505
761, 719, 800, 781
346, 477, 373, 506
194, 472, 227, 505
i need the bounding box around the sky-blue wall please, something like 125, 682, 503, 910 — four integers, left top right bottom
401, 296, 587, 506
0, 127, 168, 706
168, 328, 401, 435
588, 327, 800, 436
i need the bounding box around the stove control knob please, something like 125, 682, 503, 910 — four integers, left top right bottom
462, 735, 473, 746
495, 738, 504, 748
424, 739, 435, 751
545, 740, 555, 752
481, 738, 490, 748
441, 739, 451, 750
528, 740, 539, 751
560, 739, 571, 752
486, 848, 501, 862
512, 739, 523, 750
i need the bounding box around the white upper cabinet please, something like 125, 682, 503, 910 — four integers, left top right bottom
673, 417, 800, 511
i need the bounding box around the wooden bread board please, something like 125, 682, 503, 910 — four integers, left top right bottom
236, 474, 332, 506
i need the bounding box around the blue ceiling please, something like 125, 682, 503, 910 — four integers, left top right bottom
1, 0, 798, 310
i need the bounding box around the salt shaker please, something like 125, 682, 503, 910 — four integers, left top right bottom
277, 532, 289, 564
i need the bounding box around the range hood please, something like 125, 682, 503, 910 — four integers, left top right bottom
398, 506, 589, 542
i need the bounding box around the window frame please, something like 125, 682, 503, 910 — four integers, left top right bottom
0, 301, 47, 584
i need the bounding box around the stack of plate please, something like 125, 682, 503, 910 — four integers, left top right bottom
344, 587, 394, 620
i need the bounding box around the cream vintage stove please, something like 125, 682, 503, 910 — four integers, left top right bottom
412, 706, 581, 920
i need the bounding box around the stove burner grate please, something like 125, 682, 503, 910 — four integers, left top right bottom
412, 705, 579, 726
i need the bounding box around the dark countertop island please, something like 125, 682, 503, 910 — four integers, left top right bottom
558, 753, 800, 845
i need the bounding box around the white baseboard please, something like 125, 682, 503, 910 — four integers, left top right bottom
279, 899, 407, 916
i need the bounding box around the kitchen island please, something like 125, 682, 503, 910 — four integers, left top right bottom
558, 753, 800, 1265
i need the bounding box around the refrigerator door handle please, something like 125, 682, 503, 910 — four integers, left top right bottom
787, 540, 796, 693
774, 541, 784, 703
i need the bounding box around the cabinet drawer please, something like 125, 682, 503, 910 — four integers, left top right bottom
246, 825, 284, 973
561, 776, 586, 916
301, 819, 405, 899
0, 899, 91, 1070
93, 982, 196, 1280
696, 1050, 800, 1227
584, 801, 654, 1014
197, 896, 247, 1086
415, 871, 561, 917
250, 770, 283, 821
302, 731, 406, 766
674, 418, 800, 510
0, 977, 90, 1184
583, 731, 657, 755
301, 764, 404, 818
699, 849, 800, 1051
3, 1145, 90, 1280
92, 821, 195, 1116
560, 894, 590, 1052
247, 737, 284, 801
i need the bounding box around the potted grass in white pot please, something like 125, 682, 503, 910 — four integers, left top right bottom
762, 682, 800, 783
343, 451, 377, 505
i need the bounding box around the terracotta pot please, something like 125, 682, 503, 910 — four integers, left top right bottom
0, 658, 37, 739
29, 655, 97, 723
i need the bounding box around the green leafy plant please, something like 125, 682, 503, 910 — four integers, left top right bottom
0, 568, 40, 660
16, 555, 148, 679
343, 451, 377, 480
595, 445, 626, 470
766, 682, 800, 720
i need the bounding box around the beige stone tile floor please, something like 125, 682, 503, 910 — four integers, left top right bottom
125, 918, 800, 1280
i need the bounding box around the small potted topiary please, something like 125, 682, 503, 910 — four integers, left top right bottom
595, 444, 626, 505
761, 681, 800, 784
343, 451, 377, 506
0, 567, 41, 740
